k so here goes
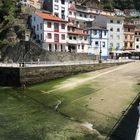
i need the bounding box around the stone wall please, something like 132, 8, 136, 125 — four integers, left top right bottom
19, 62, 126, 86
0, 62, 128, 87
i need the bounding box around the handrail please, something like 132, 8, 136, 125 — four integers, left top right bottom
0, 59, 134, 68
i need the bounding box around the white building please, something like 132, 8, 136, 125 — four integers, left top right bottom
68, 23, 89, 53
135, 29, 140, 51
43, 0, 68, 21
19, 0, 42, 9
31, 11, 68, 52
94, 15, 124, 52
114, 9, 125, 16
84, 26, 109, 59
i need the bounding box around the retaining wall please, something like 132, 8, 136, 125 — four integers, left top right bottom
0, 62, 128, 87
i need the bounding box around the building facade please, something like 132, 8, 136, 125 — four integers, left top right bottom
135, 29, 140, 51
68, 23, 89, 53
94, 15, 124, 52
31, 11, 68, 52
84, 26, 108, 59
43, 0, 68, 21
124, 24, 135, 50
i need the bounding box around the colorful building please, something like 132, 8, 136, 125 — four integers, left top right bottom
84, 26, 108, 59
124, 23, 135, 50
94, 15, 124, 52
68, 23, 89, 53
31, 11, 68, 52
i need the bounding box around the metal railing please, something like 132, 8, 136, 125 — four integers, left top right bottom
0, 59, 134, 68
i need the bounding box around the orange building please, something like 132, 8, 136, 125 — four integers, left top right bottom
124, 24, 135, 50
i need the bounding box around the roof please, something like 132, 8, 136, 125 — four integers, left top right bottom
124, 24, 135, 28
68, 31, 89, 36
35, 11, 67, 22
67, 23, 84, 30
135, 29, 140, 32
85, 26, 108, 31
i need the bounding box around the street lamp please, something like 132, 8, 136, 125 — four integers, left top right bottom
99, 30, 102, 63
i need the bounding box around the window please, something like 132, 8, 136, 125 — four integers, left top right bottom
84, 14, 87, 18
125, 43, 127, 47
117, 43, 120, 47
84, 37, 87, 41
61, 0, 65, 4
94, 30, 97, 35
48, 33, 52, 39
110, 28, 113, 31
54, 34, 59, 42
37, 24, 39, 31
80, 13, 82, 17
54, 13, 59, 17
61, 24, 65, 29
135, 32, 137, 35
69, 36, 72, 40
130, 43, 133, 47
55, 0, 58, 2
80, 36, 83, 40
110, 35, 113, 39
139, 32, 140, 35
61, 34, 65, 40
54, 23, 59, 31
47, 22, 51, 28
125, 35, 127, 39
117, 20, 120, 24
69, 11, 72, 15
136, 45, 139, 49
136, 38, 139, 42
104, 31, 106, 36
82, 45, 84, 50
73, 36, 76, 40
102, 42, 105, 47
117, 28, 120, 32
54, 5, 59, 10
40, 23, 43, 30
78, 45, 80, 49
34, 17, 36, 21
40, 34, 42, 40
110, 20, 113, 23
117, 35, 120, 39
95, 41, 99, 45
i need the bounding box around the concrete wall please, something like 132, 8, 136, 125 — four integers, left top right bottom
0, 62, 128, 87
19, 63, 126, 86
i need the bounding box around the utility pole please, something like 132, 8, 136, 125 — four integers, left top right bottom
99, 30, 102, 63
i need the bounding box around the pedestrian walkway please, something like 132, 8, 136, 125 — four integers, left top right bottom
0, 59, 133, 68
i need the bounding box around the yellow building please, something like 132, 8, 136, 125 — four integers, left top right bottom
124, 24, 135, 50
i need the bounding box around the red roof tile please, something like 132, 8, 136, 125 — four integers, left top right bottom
35, 11, 67, 23
68, 31, 89, 36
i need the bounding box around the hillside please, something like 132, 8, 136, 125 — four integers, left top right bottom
76, 0, 140, 10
